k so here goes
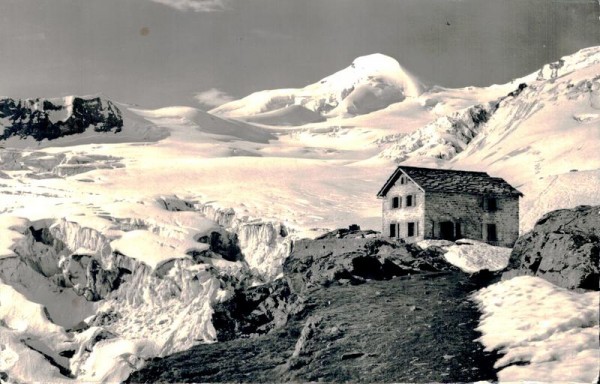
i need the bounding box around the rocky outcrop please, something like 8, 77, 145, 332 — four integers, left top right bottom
209, 233, 459, 342
0, 96, 123, 141
503, 205, 599, 290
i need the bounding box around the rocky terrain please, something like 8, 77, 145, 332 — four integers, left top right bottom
504, 205, 599, 290
129, 232, 501, 383
130, 206, 600, 383
0, 96, 123, 141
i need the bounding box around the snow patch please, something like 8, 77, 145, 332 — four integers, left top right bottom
418, 238, 511, 273
473, 276, 599, 383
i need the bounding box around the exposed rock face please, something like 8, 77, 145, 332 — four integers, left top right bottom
0, 96, 123, 141
504, 205, 599, 290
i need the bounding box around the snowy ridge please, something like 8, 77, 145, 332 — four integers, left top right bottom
211, 53, 423, 120
536, 46, 600, 81
133, 106, 275, 144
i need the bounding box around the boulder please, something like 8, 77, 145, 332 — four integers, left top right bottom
504, 205, 599, 290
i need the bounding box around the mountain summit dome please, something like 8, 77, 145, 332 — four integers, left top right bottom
210, 53, 424, 121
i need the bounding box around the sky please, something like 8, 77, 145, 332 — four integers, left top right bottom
0, 0, 598, 108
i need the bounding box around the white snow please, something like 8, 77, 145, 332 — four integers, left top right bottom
473, 276, 599, 383
417, 238, 511, 273
0, 280, 75, 383
0, 216, 30, 259
75, 337, 158, 383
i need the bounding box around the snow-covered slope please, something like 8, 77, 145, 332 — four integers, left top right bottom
211, 53, 424, 119
450, 46, 600, 230
244, 105, 326, 126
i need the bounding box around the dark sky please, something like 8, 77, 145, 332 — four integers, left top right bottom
0, 0, 598, 108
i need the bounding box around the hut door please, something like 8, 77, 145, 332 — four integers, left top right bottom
440, 221, 454, 240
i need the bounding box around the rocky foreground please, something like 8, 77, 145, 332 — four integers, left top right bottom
129, 231, 500, 383
130, 206, 599, 383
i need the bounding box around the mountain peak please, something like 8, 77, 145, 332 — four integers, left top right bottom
350, 53, 401, 70
211, 53, 423, 121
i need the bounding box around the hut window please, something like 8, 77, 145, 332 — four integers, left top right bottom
483, 197, 498, 211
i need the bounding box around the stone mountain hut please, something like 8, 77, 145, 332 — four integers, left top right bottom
376, 166, 523, 247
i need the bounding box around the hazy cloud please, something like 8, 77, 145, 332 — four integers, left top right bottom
194, 88, 235, 108
150, 0, 228, 12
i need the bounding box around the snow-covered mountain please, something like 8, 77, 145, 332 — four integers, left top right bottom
211, 53, 424, 122
0, 47, 598, 382
0, 95, 169, 149
0, 96, 123, 141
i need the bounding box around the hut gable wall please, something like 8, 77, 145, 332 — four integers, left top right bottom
382, 174, 425, 242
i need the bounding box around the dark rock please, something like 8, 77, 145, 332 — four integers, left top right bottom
91, 311, 122, 327
504, 205, 599, 290
83, 259, 132, 301
58, 350, 76, 358
341, 352, 364, 360
212, 279, 302, 341
315, 228, 378, 239
195, 231, 242, 262
0, 96, 123, 142
211, 235, 457, 344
